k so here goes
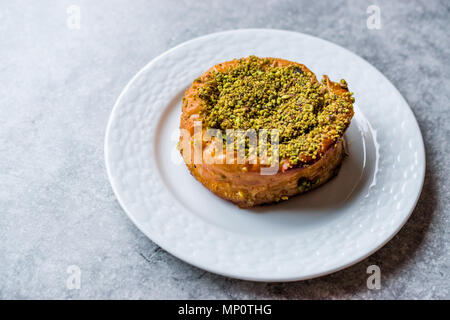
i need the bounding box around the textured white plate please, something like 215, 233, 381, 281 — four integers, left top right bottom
105, 29, 425, 281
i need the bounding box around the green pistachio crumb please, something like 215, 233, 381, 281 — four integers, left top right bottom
196, 56, 354, 164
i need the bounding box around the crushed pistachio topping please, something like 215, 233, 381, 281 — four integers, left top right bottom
197, 56, 354, 164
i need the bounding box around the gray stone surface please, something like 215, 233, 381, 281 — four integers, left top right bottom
0, 0, 448, 299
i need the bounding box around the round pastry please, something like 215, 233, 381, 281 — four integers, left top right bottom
179, 56, 354, 207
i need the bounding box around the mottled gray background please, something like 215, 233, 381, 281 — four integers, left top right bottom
1, 0, 448, 299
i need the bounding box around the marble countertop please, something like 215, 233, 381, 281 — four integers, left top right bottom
1, 0, 448, 299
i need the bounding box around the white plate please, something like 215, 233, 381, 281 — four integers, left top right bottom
105, 29, 425, 281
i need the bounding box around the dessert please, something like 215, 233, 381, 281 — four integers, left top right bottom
179, 56, 354, 207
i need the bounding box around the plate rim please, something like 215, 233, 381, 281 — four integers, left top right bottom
105, 28, 426, 282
